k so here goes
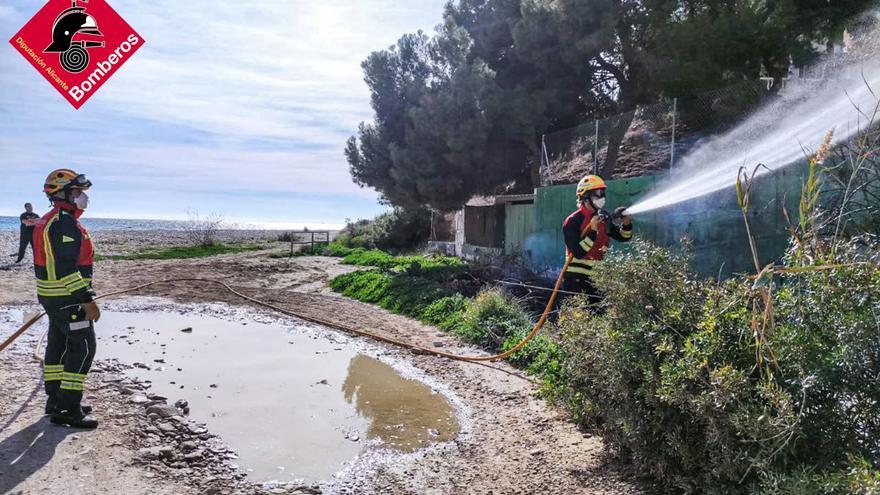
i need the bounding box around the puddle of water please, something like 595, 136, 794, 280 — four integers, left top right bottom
343, 355, 459, 451
94, 311, 459, 483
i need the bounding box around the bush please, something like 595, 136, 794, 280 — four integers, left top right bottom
420, 295, 468, 332
556, 241, 880, 494
271, 242, 355, 258
184, 210, 224, 247
329, 270, 450, 318
339, 249, 465, 281
336, 207, 431, 250
455, 288, 532, 350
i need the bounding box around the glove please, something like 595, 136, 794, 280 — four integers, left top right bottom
614, 206, 633, 226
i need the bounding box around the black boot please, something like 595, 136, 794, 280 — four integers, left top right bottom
45, 396, 92, 415
50, 408, 99, 429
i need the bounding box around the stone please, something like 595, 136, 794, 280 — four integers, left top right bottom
146, 404, 180, 418
129, 395, 151, 405
180, 441, 199, 452
157, 422, 177, 434
181, 327, 193, 333
183, 449, 205, 462
138, 445, 173, 460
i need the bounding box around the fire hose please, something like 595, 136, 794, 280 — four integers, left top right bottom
0, 256, 573, 364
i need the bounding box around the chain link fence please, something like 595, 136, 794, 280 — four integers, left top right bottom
540, 80, 770, 185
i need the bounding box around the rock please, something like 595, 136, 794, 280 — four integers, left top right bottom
133, 362, 151, 370
181, 441, 199, 452
157, 422, 177, 434
146, 404, 181, 418
129, 395, 151, 405
181, 327, 193, 333
529, 448, 544, 456
183, 449, 205, 462
147, 393, 167, 401
138, 445, 174, 460
209, 384, 218, 389
153, 359, 166, 364
314, 379, 329, 386
433, 341, 445, 347
174, 399, 189, 409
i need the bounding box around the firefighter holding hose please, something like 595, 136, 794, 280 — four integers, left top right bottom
34, 169, 100, 429
561, 175, 633, 303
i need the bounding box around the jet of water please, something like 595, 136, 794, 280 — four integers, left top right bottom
626, 56, 880, 216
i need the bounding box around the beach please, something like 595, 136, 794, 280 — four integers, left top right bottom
0, 229, 640, 495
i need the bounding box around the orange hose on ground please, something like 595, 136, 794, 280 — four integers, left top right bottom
3, 256, 573, 364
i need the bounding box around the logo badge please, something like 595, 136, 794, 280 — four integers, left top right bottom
9, 0, 145, 109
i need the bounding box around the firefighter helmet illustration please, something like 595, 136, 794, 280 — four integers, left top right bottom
44, 0, 105, 73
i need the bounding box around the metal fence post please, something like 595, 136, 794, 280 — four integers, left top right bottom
670, 97, 678, 172
593, 120, 599, 174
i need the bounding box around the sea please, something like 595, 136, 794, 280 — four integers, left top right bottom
0, 216, 334, 232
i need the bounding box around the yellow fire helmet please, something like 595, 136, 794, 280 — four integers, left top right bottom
44, 169, 92, 196
576, 175, 607, 200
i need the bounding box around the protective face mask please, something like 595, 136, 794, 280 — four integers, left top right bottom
592, 196, 606, 209
73, 192, 90, 210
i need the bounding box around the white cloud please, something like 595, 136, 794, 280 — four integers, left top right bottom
0, 0, 444, 222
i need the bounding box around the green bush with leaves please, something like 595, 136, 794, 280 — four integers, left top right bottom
454, 288, 532, 350
420, 295, 467, 332
339, 249, 465, 281
335, 207, 431, 250
556, 240, 880, 494
329, 270, 451, 318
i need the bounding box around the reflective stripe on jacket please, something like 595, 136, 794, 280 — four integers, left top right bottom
562, 205, 633, 277
33, 202, 95, 304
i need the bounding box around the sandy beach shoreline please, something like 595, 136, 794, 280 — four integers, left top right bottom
0, 230, 640, 495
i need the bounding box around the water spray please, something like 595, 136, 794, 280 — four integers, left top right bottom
626, 54, 880, 216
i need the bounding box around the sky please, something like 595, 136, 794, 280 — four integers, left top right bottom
0, 0, 446, 228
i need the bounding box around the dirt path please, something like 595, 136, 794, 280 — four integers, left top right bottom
0, 249, 641, 494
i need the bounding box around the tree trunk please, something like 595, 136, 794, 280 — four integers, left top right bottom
600, 109, 636, 179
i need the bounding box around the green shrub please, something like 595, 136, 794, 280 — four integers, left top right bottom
329, 270, 450, 319
455, 288, 532, 350
336, 207, 431, 250
271, 242, 355, 258
339, 249, 465, 281
557, 241, 880, 494
341, 249, 394, 267
420, 295, 468, 332
760, 456, 880, 495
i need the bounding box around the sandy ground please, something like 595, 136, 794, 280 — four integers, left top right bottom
0, 231, 642, 495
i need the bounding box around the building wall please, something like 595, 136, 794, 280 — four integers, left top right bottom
504, 202, 535, 255
463, 205, 505, 248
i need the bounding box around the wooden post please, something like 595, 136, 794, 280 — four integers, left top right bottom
289, 233, 294, 257
310, 231, 315, 250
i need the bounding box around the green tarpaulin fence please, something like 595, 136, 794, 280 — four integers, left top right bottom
516, 166, 808, 278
